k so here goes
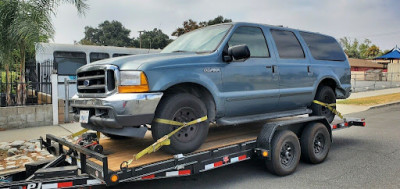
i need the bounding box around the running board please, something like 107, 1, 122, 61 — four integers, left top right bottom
216, 108, 312, 126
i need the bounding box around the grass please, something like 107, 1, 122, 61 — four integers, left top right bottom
337, 93, 400, 106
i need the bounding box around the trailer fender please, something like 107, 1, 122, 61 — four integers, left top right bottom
256, 116, 332, 160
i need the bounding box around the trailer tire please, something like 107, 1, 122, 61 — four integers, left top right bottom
310, 85, 336, 123
152, 93, 209, 154
300, 122, 331, 164
266, 130, 300, 176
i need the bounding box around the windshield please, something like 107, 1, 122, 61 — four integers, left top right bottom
161, 24, 232, 53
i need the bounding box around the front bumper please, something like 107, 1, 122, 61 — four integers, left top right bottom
70, 92, 163, 137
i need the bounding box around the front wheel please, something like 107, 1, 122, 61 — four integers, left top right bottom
266, 130, 301, 176
151, 93, 209, 154
310, 85, 336, 123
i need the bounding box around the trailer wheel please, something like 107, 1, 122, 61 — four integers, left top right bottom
266, 130, 300, 176
310, 85, 336, 123
152, 93, 209, 154
300, 122, 331, 164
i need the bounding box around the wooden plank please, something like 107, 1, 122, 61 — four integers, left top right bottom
90, 123, 265, 171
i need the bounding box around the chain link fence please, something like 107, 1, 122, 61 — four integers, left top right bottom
351, 72, 400, 92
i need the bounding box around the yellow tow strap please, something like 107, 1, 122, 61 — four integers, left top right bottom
313, 100, 344, 120
70, 128, 100, 140
71, 128, 89, 138
120, 115, 208, 169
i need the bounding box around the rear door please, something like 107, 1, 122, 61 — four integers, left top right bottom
270, 29, 314, 111
221, 26, 279, 117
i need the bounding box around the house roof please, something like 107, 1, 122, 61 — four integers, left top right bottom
348, 58, 384, 68
375, 46, 400, 59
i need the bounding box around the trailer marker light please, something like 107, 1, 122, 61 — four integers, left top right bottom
332, 125, 337, 129
262, 151, 268, 157
111, 174, 119, 182
363, 122, 366, 126
344, 122, 349, 126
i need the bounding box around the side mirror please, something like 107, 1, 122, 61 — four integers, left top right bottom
224, 45, 250, 62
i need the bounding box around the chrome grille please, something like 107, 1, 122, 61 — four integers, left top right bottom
76, 65, 118, 97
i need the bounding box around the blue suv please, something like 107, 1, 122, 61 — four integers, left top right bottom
71, 22, 351, 154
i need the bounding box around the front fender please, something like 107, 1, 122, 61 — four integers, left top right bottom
145, 66, 224, 113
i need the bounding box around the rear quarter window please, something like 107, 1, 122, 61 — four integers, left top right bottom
271, 29, 305, 59
300, 32, 346, 61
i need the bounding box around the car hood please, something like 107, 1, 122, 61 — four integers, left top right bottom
84, 52, 216, 71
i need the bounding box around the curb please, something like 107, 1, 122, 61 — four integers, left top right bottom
369, 101, 400, 110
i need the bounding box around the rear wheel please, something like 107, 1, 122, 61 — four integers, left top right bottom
151, 93, 209, 154
300, 122, 331, 164
310, 85, 336, 123
266, 130, 301, 176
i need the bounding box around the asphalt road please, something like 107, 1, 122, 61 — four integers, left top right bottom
114, 105, 400, 189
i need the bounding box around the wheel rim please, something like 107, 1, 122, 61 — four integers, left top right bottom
280, 142, 295, 167
170, 107, 199, 143
313, 132, 325, 154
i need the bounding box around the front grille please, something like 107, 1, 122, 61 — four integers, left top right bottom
77, 68, 115, 94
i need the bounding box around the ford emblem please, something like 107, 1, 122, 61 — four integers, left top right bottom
83, 80, 90, 86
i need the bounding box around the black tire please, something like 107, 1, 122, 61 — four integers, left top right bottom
310, 85, 336, 123
103, 133, 128, 140
300, 122, 331, 164
151, 93, 209, 154
266, 130, 301, 176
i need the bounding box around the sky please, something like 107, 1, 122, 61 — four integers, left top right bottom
52, 0, 400, 51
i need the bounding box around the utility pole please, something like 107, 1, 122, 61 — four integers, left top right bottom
138, 30, 145, 49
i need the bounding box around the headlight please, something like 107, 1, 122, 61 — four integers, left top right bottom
119, 71, 149, 93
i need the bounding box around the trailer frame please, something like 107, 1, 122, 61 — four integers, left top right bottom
0, 116, 365, 188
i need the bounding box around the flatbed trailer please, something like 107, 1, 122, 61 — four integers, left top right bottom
0, 116, 365, 188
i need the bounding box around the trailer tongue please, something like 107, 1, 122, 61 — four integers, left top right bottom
0, 116, 365, 188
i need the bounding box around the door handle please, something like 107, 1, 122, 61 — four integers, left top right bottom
307, 66, 311, 73
266, 65, 277, 73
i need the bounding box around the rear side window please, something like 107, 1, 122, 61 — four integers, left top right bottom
271, 30, 305, 59
300, 32, 346, 61
228, 26, 270, 57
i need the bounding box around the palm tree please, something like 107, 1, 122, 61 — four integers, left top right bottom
0, 0, 88, 105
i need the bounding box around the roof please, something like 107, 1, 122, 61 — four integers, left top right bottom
375, 46, 400, 59
348, 58, 384, 68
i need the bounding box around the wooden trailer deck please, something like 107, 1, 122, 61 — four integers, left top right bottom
90, 123, 264, 171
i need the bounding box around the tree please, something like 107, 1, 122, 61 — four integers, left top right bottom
138, 28, 172, 49
340, 37, 360, 58
80, 20, 133, 47
0, 0, 88, 105
365, 45, 380, 58
339, 37, 382, 59
172, 16, 232, 37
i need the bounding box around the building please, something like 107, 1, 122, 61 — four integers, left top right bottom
348, 58, 385, 72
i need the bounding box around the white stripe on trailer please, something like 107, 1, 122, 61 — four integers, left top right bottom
166, 171, 179, 177
230, 156, 239, 163
87, 179, 102, 185
205, 163, 215, 170
41, 183, 57, 189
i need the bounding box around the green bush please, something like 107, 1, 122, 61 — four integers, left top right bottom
0, 71, 20, 94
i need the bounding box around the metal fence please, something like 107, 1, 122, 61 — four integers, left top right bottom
0, 63, 52, 107
351, 72, 400, 92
